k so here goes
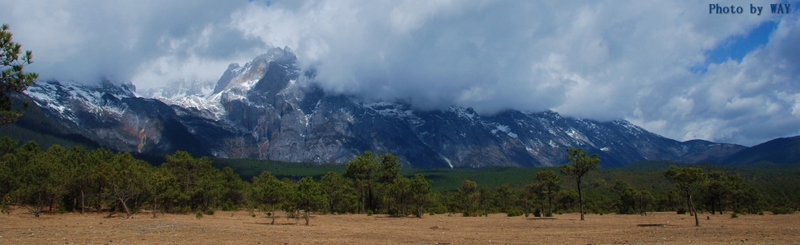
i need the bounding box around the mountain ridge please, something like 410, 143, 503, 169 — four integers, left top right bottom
20, 47, 752, 168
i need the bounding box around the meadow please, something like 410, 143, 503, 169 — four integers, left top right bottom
1, 208, 798, 244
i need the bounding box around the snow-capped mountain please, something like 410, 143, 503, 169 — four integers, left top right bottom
22, 47, 745, 168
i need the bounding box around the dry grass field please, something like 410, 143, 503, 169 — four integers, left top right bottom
1, 208, 798, 244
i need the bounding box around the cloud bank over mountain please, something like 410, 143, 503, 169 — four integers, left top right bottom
1, 0, 798, 145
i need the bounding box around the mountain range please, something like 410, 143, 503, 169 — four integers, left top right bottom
16, 47, 799, 168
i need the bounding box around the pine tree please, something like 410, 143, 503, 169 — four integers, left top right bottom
560, 148, 600, 221
0, 24, 38, 125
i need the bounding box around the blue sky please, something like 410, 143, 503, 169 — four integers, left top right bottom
1, 0, 799, 146
698, 21, 777, 73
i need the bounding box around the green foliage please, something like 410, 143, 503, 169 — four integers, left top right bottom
293, 176, 327, 225
212, 158, 346, 182
386, 175, 412, 217
319, 171, 357, 214
770, 207, 795, 215
534, 170, 562, 217
457, 180, 481, 217
0, 24, 38, 125
664, 166, 706, 226
104, 152, 152, 217
494, 184, 517, 214
195, 210, 203, 219
612, 180, 654, 215
0, 138, 797, 221
12, 142, 69, 217
251, 171, 290, 224
160, 151, 229, 213
344, 152, 378, 214
506, 208, 523, 217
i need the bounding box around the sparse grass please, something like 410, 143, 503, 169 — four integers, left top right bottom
2, 209, 799, 244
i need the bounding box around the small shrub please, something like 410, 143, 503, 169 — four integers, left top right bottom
758, 211, 764, 215
205, 209, 215, 215
366, 210, 373, 216
533, 208, 541, 218
57, 205, 69, 214
195, 211, 204, 219
677, 208, 687, 215
0, 195, 11, 215
770, 207, 796, 215
221, 200, 237, 211
387, 207, 400, 217
506, 209, 523, 217
731, 212, 739, 218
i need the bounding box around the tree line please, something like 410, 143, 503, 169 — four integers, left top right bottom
0, 137, 793, 226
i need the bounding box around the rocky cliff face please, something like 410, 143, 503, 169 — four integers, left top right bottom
25, 80, 209, 157
24, 47, 745, 168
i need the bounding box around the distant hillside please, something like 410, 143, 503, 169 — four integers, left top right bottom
723, 136, 800, 166
0, 95, 100, 150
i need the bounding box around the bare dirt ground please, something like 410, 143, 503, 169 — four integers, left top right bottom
1, 208, 798, 245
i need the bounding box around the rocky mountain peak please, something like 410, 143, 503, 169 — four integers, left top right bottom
212, 47, 297, 97
22, 50, 747, 168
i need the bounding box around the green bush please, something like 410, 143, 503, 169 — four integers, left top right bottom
195, 211, 204, 219
730, 212, 739, 218
205, 208, 215, 215
677, 207, 687, 215
770, 207, 796, 215
533, 208, 541, 218
221, 200, 237, 211
506, 209, 523, 217
178, 206, 192, 214
366, 210, 373, 216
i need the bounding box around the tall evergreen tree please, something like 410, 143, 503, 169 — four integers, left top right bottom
344, 152, 377, 214
13, 142, 67, 217
320, 171, 356, 214
252, 171, 289, 224
104, 152, 152, 218
534, 170, 563, 217
293, 176, 327, 225
410, 174, 431, 218
560, 148, 600, 221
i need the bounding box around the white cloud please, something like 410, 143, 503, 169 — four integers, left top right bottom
2, 0, 798, 146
